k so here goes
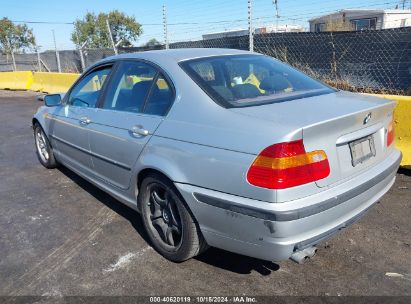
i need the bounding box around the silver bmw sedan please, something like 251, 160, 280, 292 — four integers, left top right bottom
33, 48, 401, 263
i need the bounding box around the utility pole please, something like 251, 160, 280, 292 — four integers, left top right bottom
75, 30, 86, 72
248, 0, 253, 52
36, 45, 41, 72
163, 4, 169, 49
52, 30, 61, 73
273, 0, 280, 32
106, 19, 118, 55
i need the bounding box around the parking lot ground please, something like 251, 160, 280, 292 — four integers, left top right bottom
0, 90, 410, 296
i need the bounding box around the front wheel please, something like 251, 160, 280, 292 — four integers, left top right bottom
140, 174, 208, 262
34, 123, 57, 169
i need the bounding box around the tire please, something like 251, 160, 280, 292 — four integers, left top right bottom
33, 123, 58, 169
140, 173, 208, 262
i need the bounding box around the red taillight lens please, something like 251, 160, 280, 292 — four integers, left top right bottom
387, 119, 395, 147
247, 139, 330, 189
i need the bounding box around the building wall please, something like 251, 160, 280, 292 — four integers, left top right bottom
309, 12, 384, 31
309, 11, 411, 32
383, 13, 411, 29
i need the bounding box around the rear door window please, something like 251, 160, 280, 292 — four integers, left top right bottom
103, 61, 157, 113
143, 74, 174, 116
103, 61, 174, 116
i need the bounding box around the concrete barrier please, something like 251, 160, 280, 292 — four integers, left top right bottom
0, 71, 33, 90
371, 94, 411, 167
31, 72, 79, 93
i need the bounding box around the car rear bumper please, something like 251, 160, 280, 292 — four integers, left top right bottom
175, 149, 402, 262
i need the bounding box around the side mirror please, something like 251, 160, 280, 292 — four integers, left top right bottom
44, 94, 62, 107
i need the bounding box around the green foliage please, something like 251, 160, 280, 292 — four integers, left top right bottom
71, 10, 142, 48
0, 18, 36, 53
145, 38, 161, 47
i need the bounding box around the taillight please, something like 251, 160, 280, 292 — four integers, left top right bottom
247, 139, 330, 189
387, 119, 395, 147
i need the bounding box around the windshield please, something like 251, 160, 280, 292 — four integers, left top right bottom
179, 54, 335, 108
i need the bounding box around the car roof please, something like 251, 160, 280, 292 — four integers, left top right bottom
103, 48, 256, 64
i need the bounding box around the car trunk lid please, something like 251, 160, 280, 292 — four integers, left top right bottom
230, 91, 395, 188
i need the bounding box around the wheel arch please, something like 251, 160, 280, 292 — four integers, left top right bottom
32, 117, 54, 147
134, 150, 188, 191
32, 117, 40, 129
137, 167, 174, 191
135, 164, 187, 213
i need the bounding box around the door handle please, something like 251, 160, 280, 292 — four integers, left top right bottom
131, 125, 149, 136
79, 116, 91, 125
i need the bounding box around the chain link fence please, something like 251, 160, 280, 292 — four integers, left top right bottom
1, 27, 410, 94
0, 48, 116, 74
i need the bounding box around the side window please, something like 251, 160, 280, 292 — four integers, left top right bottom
143, 74, 174, 116
314, 23, 325, 32
67, 67, 111, 108
103, 61, 157, 113
191, 62, 215, 81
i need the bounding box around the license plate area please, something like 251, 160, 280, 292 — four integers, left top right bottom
349, 135, 376, 167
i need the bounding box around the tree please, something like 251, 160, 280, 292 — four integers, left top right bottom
144, 38, 161, 47
71, 10, 142, 48
0, 18, 35, 53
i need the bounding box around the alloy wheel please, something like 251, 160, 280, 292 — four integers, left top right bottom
35, 129, 49, 163
145, 183, 183, 249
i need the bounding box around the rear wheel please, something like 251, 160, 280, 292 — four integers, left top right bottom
34, 123, 57, 169
140, 173, 208, 262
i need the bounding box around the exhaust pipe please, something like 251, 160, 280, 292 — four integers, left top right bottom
290, 246, 318, 264
303, 246, 318, 258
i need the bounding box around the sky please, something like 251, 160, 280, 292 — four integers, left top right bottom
1, 0, 409, 51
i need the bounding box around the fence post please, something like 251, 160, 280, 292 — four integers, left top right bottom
79, 48, 86, 73
248, 0, 254, 52
75, 30, 86, 72
163, 4, 169, 49
36, 46, 42, 72
11, 50, 16, 71
6, 37, 16, 71
52, 30, 62, 73
106, 19, 118, 55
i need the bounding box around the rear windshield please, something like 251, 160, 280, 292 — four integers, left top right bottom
179, 54, 335, 108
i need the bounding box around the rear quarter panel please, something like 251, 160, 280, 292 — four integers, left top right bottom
136, 136, 277, 202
